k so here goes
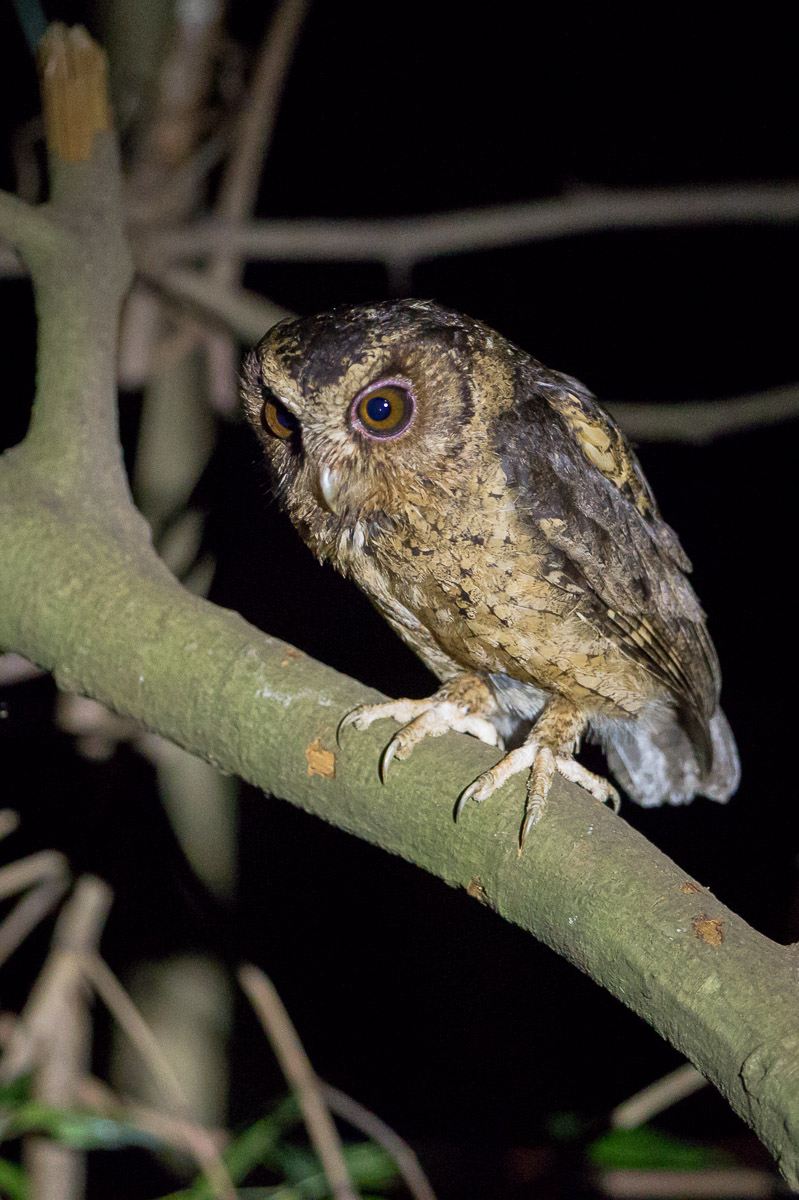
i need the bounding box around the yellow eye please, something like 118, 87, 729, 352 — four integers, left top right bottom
261, 396, 299, 440
352, 381, 415, 440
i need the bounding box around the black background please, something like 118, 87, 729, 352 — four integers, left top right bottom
1, 3, 797, 1196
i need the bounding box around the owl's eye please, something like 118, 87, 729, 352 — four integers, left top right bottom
351, 381, 415, 440
261, 394, 299, 440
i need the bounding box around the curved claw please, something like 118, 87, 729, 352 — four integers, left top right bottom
453, 778, 482, 822
336, 708, 361, 748
518, 805, 543, 854
379, 737, 400, 783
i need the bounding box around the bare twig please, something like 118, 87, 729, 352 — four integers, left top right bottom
0, 876, 112, 1082
0, 850, 68, 901
80, 954, 236, 1200
0, 652, 44, 685
610, 1063, 707, 1130
0, 811, 20, 841
119, 0, 227, 394
321, 1082, 438, 1200
141, 264, 291, 341
6, 179, 799, 281
139, 261, 799, 444
206, 0, 311, 412
80, 954, 191, 1112
77, 1076, 230, 1191
239, 964, 360, 1200
0, 190, 59, 257
215, 0, 310, 225
1, 876, 112, 1200
597, 1167, 785, 1197
25, 978, 89, 1200
607, 385, 799, 445
0, 850, 70, 968
141, 182, 799, 265
123, 0, 226, 220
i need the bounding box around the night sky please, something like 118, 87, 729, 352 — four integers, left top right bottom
1, 3, 798, 1196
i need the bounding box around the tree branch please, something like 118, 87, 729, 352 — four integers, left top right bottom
140, 263, 291, 342
204, 0, 310, 411
239, 964, 359, 1200
142, 262, 799, 444
2, 23, 799, 1190
606, 384, 799, 445
138, 182, 799, 264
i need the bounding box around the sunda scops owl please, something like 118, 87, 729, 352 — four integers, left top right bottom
242, 300, 739, 848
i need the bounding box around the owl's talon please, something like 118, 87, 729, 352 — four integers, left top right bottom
519, 806, 543, 853
336, 710, 357, 747
337, 680, 504, 788
336, 706, 377, 745
337, 699, 414, 747
453, 780, 481, 821
554, 755, 620, 811
379, 738, 400, 782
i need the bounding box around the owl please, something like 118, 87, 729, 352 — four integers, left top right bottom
242, 299, 739, 849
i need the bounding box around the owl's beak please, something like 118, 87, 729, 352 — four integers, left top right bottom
318, 465, 344, 514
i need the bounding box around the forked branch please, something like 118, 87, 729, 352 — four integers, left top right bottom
1, 23, 797, 1190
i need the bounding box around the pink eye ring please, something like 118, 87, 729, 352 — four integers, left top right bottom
350, 379, 416, 440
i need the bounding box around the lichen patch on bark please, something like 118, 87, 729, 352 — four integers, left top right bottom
692, 914, 724, 945
305, 736, 336, 778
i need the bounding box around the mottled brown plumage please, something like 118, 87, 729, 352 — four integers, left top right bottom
242, 299, 739, 847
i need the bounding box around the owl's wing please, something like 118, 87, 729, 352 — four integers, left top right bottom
498, 365, 720, 768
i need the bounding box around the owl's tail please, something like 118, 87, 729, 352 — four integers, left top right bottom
604, 706, 740, 808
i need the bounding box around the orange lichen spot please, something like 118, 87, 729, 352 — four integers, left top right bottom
680, 880, 703, 895
466, 877, 493, 907
692, 914, 724, 946
305, 737, 336, 779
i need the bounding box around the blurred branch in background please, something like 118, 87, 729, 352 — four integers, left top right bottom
138, 181, 799, 261
4, 183, 798, 440
204, 0, 310, 413
239, 964, 360, 1200
0, 841, 69, 970
3, 876, 112, 1200
0, 824, 438, 1197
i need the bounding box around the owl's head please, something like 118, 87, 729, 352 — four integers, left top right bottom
242, 299, 513, 553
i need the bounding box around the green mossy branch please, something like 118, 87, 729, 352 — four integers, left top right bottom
2, 23, 799, 1190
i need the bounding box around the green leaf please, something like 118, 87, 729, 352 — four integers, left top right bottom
0, 1078, 32, 1112
589, 1126, 733, 1171
157, 1099, 301, 1199
0, 1156, 28, 1200
3, 1102, 159, 1151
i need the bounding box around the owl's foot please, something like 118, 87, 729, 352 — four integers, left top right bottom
337, 674, 503, 782
455, 697, 619, 852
